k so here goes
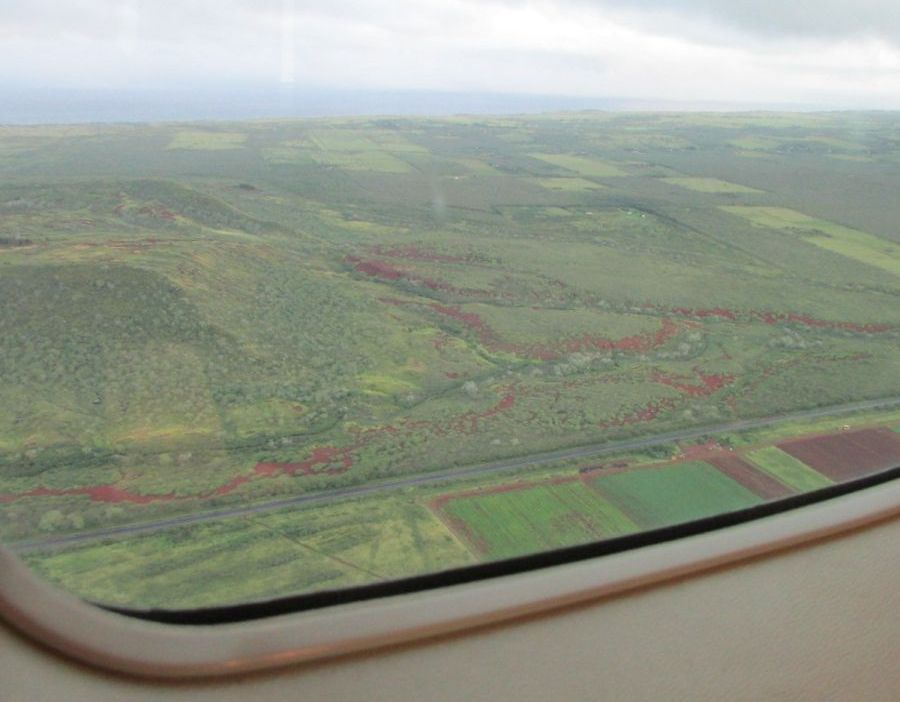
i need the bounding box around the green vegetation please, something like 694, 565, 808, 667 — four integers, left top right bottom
438, 481, 636, 559
538, 177, 606, 192
166, 130, 248, 150
721, 206, 900, 276
745, 447, 833, 492
529, 153, 628, 177
23, 494, 472, 608
590, 462, 761, 528
2, 111, 898, 607
663, 177, 762, 194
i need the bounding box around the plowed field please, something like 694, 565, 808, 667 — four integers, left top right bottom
777, 428, 900, 481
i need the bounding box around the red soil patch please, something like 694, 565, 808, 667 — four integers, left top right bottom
755, 311, 891, 334
641, 302, 894, 334
777, 428, 900, 481
348, 257, 492, 297
407, 300, 684, 361
345, 256, 404, 280
368, 245, 473, 264
707, 455, 794, 500
679, 440, 726, 461
652, 369, 734, 397
599, 398, 678, 428
445, 391, 516, 435
554, 317, 681, 356
0, 383, 522, 507
0, 485, 176, 506
254, 444, 357, 479
670, 306, 738, 321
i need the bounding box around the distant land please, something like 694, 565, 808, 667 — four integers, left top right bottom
0, 86, 823, 125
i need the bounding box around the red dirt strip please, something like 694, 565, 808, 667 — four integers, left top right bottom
707, 454, 794, 500
382, 297, 683, 361
0, 390, 520, 506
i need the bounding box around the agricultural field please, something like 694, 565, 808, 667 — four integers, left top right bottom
745, 448, 834, 492
433, 480, 636, 559
1, 111, 899, 607
19, 414, 900, 608
588, 461, 761, 529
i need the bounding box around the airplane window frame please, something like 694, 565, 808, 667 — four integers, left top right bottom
1, 468, 897, 679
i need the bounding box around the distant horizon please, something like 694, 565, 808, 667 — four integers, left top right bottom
0, 86, 864, 126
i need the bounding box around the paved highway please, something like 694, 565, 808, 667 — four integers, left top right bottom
9, 395, 900, 554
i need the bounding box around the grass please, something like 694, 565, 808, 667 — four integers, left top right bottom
715, 407, 900, 448
721, 206, 900, 276
23, 493, 473, 608
461, 304, 661, 347
166, 130, 247, 150
590, 461, 762, 529
745, 447, 833, 492
663, 177, 762, 194
438, 480, 637, 559
538, 177, 605, 191
529, 153, 628, 177
311, 150, 413, 173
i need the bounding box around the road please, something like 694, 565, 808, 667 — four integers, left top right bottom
9, 395, 900, 554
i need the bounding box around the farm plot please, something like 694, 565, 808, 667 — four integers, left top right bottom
776, 428, 900, 481
166, 130, 247, 151
538, 177, 606, 192
433, 480, 637, 559
24, 493, 471, 609
745, 447, 832, 492
721, 206, 900, 276
529, 153, 628, 177
663, 177, 762, 194
589, 461, 761, 529
707, 454, 794, 500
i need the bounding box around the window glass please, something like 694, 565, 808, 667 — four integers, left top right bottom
1, 2, 899, 610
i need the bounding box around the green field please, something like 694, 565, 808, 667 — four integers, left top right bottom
721, 206, 900, 276
663, 177, 762, 194
438, 481, 636, 559
745, 447, 833, 492
590, 462, 762, 528
22, 494, 473, 608
538, 177, 606, 192
529, 153, 628, 177
1, 111, 899, 607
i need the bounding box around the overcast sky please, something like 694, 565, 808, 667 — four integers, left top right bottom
3, 0, 900, 107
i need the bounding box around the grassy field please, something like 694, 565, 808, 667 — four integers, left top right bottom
1, 111, 898, 606
20, 413, 900, 606
22, 493, 473, 608
589, 462, 762, 528
663, 177, 762, 194
538, 177, 606, 192
721, 206, 900, 276
745, 447, 833, 492
529, 153, 628, 177
437, 481, 636, 559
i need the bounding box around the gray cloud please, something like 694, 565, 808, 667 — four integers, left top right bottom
0, 0, 898, 107
557, 0, 900, 43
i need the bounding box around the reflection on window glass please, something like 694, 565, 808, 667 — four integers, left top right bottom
1, 2, 900, 610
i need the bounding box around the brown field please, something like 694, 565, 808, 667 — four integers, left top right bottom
777, 428, 900, 481
707, 454, 795, 500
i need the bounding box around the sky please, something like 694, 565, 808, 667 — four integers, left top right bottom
2, 0, 900, 108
